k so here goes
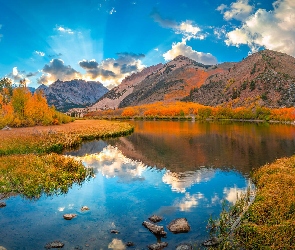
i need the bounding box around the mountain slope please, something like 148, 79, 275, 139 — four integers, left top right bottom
119, 55, 227, 108
185, 50, 295, 108
88, 64, 163, 111
37, 79, 108, 112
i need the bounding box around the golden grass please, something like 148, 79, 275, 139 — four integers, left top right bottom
0, 120, 134, 155
0, 120, 134, 198
235, 156, 295, 249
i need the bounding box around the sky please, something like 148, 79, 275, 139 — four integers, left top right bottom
0, 0, 294, 89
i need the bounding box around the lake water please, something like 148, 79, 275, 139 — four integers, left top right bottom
1, 121, 295, 249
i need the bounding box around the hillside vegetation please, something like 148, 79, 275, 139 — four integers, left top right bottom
0, 78, 72, 128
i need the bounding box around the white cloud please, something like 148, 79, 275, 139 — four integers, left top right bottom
214, 26, 227, 39
38, 59, 81, 85
79, 53, 145, 88
163, 41, 218, 65
56, 26, 74, 34
151, 9, 205, 41
35, 51, 45, 57
224, 0, 295, 56
218, 0, 253, 21
109, 7, 116, 14
12, 67, 18, 76
216, 4, 227, 12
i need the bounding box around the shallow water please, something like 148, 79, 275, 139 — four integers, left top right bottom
1, 121, 295, 249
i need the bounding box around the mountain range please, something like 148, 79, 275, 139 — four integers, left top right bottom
36, 79, 108, 112
89, 50, 295, 110
31, 49, 295, 112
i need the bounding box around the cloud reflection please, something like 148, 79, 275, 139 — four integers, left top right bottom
162, 169, 215, 193
108, 238, 126, 250
76, 145, 146, 182
223, 186, 247, 204
175, 192, 204, 211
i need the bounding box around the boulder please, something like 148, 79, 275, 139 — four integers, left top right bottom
148, 215, 163, 223
142, 221, 167, 237
45, 241, 64, 249
81, 206, 90, 211
176, 243, 193, 250
0, 246, 7, 250
147, 242, 168, 250
167, 218, 190, 234
63, 214, 77, 220
0, 202, 6, 208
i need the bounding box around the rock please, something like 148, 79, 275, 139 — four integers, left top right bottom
0, 246, 7, 250
167, 218, 190, 234
81, 206, 90, 211
176, 243, 193, 250
1, 126, 11, 131
148, 215, 163, 223
45, 241, 64, 249
202, 237, 222, 247
126, 241, 134, 247
142, 221, 167, 237
63, 214, 77, 220
0, 202, 6, 208
110, 229, 120, 234
147, 242, 168, 250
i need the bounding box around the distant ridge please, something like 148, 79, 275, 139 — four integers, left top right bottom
37, 79, 108, 112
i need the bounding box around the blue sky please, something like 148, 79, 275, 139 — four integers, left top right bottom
0, 0, 294, 89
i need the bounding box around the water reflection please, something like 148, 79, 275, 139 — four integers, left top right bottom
105, 121, 295, 174
2, 121, 294, 249
78, 145, 146, 182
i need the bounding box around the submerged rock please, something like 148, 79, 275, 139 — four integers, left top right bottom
45, 241, 64, 249
0, 246, 7, 250
142, 221, 167, 237
0, 202, 6, 208
147, 242, 168, 250
81, 206, 90, 211
202, 237, 222, 247
63, 214, 77, 220
167, 218, 190, 234
126, 241, 134, 247
176, 243, 193, 250
110, 229, 120, 234
148, 215, 163, 223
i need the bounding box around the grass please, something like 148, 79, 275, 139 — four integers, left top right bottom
207, 156, 295, 249
235, 156, 295, 249
0, 120, 134, 198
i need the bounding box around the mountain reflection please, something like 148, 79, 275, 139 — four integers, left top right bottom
105, 120, 295, 174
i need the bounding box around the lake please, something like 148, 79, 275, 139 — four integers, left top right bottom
1, 120, 295, 249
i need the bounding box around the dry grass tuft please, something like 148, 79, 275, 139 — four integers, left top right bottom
236, 156, 295, 249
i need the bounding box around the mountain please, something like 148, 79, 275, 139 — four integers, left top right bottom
89, 55, 228, 110
89, 64, 163, 111
184, 50, 295, 108
37, 79, 108, 112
